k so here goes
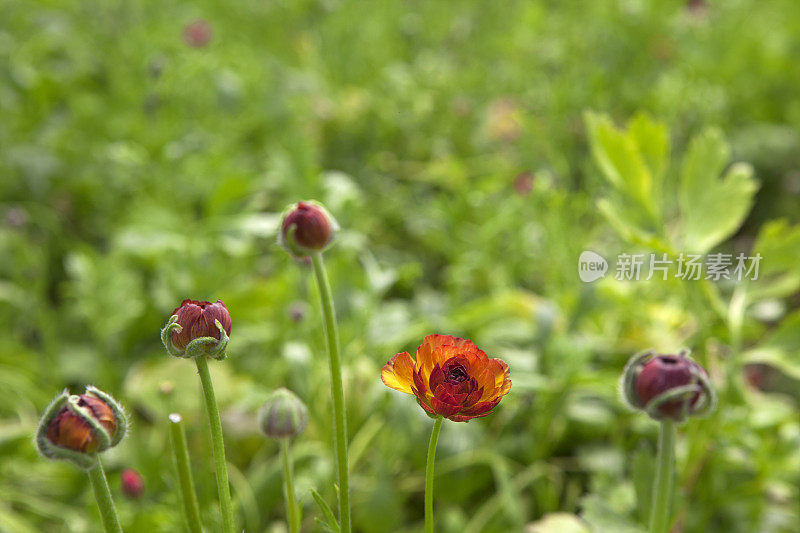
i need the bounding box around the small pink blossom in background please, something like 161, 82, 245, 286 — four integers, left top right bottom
121, 468, 144, 499
687, 0, 708, 17
4, 207, 28, 228
513, 172, 535, 196
183, 19, 213, 48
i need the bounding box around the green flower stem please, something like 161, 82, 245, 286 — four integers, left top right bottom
649, 420, 676, 533
87, 458, 123, 533
425, 416, 444, 533
168, 413, 203, 533
310, 252, 351, 533
281, 439, 300, 533
725, 285, 747, 403
195, 355, 236, 533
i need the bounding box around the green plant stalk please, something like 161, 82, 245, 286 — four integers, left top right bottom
725, 285, 747, 403
195, 356, 236, 533
649, 420, 676, 533
425, 416, 444, 533
281, 439, 300, 533
87, 458, 123, 533
311, 252, 351, 533
169, 414, 203, 533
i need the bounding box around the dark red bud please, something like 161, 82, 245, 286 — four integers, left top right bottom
46, 395, 117, 453
171, 299, 232, 350
513, 172, 535, 196
281, 202, 334, 255
635, 355, 707, 420
687, 0, 708, 17
183, 19, 213, 48
121, 468, 145, 499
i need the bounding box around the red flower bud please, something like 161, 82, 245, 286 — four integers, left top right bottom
183, 19, 213, 48
170, 299, 232, 351
279, 201, 337, 257
621, 351, 716, 422
121, 468, 145, 499
635, 355, 706, 419
46, 394, 117, 453
36, 387, 127, 469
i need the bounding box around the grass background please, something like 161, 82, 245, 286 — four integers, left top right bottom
2, 0, 800, 531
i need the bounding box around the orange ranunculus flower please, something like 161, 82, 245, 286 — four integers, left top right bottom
381, 334, 511, 422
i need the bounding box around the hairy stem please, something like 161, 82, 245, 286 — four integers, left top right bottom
649, 420, 676, 533
282, 439, 300, 533
311, 252, 351, 533
195, 356, 236, 533
87, 458, 123, 533
426, 416, 444, 533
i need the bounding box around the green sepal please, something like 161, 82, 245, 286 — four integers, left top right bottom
279, 223, 307, 258
619, 349, 655, 410
685, 361, 717, 418
35, 390, 69, 459
644, 385, 701, 422
185, 319, 228, 360
37, 434, 99, 470
161, 315, 187, 358
85, 385, 128, 446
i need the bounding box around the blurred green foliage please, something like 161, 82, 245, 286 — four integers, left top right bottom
1, 0, 800, 531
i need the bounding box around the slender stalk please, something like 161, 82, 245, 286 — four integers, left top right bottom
169, 413, 203, 533
425, 416, 444, 533
310, 252, 351, 533
649, 420, 676, 533
281, 439, 300, 533
195, 356, 236, 533
87, 458, 123, 533
725, 285, 747, 403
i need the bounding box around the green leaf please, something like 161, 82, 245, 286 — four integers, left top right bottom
310, 488, 339, 532
585, 111, 664, 220
596, 198, 669, 251
314, 518, 340, 533
678, 128, 759, 252
744, 309, 800, 381
748, 219, 800, 301
580, 494, 646, 533
629, 112, 670, 186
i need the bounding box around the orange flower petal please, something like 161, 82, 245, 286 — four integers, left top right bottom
492, 359, 511, 396
479, 358, 511, 401
413, 368, 429, 397
416, 335, 471, 374
381, 351, 416, 394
